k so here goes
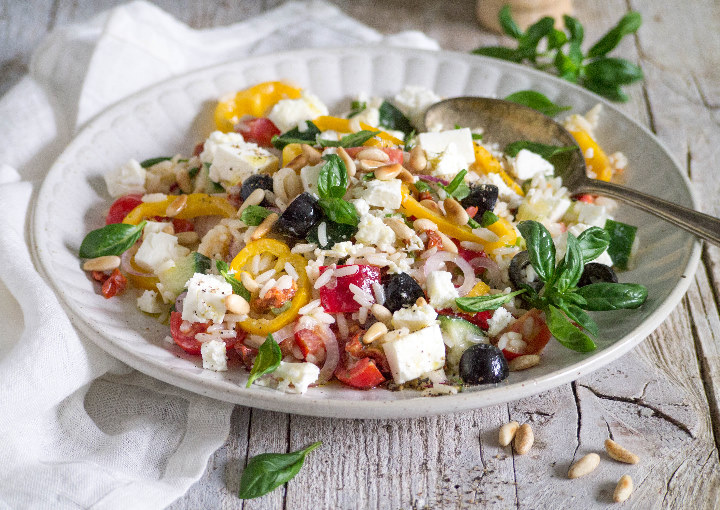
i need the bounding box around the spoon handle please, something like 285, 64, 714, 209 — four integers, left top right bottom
577, 180, 720, 246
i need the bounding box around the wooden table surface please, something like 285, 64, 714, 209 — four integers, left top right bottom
3, 1, 719, 508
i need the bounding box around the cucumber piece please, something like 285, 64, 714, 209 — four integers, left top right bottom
438, 315, 488, 374
158, 252, 212, 298
604, 219, 637, 270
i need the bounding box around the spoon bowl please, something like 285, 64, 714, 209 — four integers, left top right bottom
424, 97, 720, 245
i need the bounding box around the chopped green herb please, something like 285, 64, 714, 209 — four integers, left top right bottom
140, 157, 172, 168
348, 100, 367, 118
241, 205, 272, 226
188, 166, 200, 178
480, 210, 499, 227
216, 260, 250, 301
271, 121, 321, 149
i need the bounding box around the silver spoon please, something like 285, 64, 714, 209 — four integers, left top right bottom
424, 97, 720, 245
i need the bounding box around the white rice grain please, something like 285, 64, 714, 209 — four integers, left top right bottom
259, 278, 277, 299
335, 265, 359, 277
372, 282, 385, 305
291, 243, 317, 254
336, 313, 348, 339
299, 299, 322, 315
349, 283, 374, 308
284, 262, 299, 280
472, 228, 500, 242
314, 267, 334, 289
358, 306, 369, 324
318, 222, 328, 247
255, 268, 277, 285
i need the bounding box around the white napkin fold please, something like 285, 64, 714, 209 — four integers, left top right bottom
0, 1, 438, 508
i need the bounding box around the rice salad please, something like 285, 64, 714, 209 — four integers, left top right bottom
79, 80, 647, 396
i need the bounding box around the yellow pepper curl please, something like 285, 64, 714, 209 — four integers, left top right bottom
311, 116, 404, 147
470, 143, 524, 196
122, 194, 236, 225
569, 129, 612, 182
214, 81, 302, 132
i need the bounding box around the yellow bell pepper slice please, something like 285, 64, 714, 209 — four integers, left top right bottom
282, 143, 304, 167
400, 186, 516, 254
122, 194, 236, 225
214, 81, 302, 132
311, 116, 404, 147
466, 280, 490, 297
569, 129, 612, 182
230, 239, 310, 335
470, 143, 524, 196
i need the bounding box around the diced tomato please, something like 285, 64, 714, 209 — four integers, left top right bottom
318, 264, 382, 313
496, 308, 551, 360
426, 230, 443, 250
465, 206, 479, 219
294, 328, 326, 363
105, 194, 144, 224
344, 329, 390, 373
92, 271, 108, 282
456, 244, 486, 264
344, 146, 404, 164
100, 269, 127, 299
335, 358, 386, 389
172, 218, 194, 232
577, 194, 595, 204
169, 311, 244, 355
234, 343, 258, 369
437, 309, 493, 331
235, 117, 281, 148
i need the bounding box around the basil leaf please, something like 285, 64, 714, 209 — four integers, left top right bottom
79, 221, 146, 258
471, 46, 523, 62
517, 220, 556, 283
241, 205, 271, 226
604, 219, 637, 270
480, 210, 499, 228
563, 15, 584, 45
404, 130, 417, 147
348, 100, 366, 118
554, 49, 581, 83
575, 282, 648, 311
517, 17, 555, 60
588, 11, 642, 58
584, 58, 644, 86
246, 334, 282, 388
378, 101, 414, 135
504, 90, 571, 117
307, 220, 358, 249
546, 305, 597, 352
238, 441, 322, 499
552, 298, 598, 336
584, 80, 628, 103
140, 156, 172, 168
505, 141, 578, 160
362, 172, 375, 181
317, 130, 379, 148
318, 198, 359, 226
498, 4, 523, 39
271, 121, 321, 150
188, 166, 200, 178
547, 29, 568, 51
554, 233, 584, 291
576, 227, 610, 263
441, 170, 470, 200
455, 290, 526, 313
317, 154, 348, 200
216, 260, 250, 302
468, 217, 482, 229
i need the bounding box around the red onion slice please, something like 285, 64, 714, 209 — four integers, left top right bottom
317, 324, 339, 384
424, 251, 476, 296
418, 175, 449, 186
470, 256, 503, 288
120, 245, 154, 278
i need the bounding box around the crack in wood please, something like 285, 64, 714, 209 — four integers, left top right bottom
661, 458, 685, 507
506, 403, 520, 508
571, 381, 582, 459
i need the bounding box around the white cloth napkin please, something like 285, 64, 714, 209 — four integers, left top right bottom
0, 2, 438, 508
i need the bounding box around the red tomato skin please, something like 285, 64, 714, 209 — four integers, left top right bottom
344, 146, 403, 164
106, 194, 144, 224
335, 358, 386, 389
318, 265, 382, 313
101, 269, 127, 298
235, 117, 281, 148
170, 312, 207, 355
437, 309, 493, 330
497, 308, 551, 360
171, 218, 194, 232
577, 194, 595, 203
294, 329, 325, 359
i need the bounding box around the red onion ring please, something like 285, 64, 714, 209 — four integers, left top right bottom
175, 291, 187, 313
120, 245, 154, 278
317, 324, 339, 384
469, 256, 503, 288
418, 175, 449, 186
423, 251, 476, 296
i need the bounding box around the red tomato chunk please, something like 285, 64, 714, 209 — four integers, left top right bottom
235, 117, 281, 148
101, 269, 127, 299
335, 358, 385, 389
169, 311, 244, 355
105, 194, 143, 224
496, 308, 551, 360
318, 264, 381, 313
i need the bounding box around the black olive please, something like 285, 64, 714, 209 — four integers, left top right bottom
459, 344, 509, 385
240, 174, 273, 204
508, 251, 543, 293
273, 192, 323, 238
460, 184, 498, 219
577, 263, 618, 287
383, 273, 425, 312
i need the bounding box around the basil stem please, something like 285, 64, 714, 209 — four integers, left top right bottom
79, 221, 146, 258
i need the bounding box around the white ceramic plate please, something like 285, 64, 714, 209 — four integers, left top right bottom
32, 47, 700, 419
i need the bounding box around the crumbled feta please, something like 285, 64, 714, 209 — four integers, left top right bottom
355, 214, 396, 250
383, 324, 446, 384
418, 128, 475, 165
271, 361, 320, 394
268, 91, 329, 132
351, 198, 370, 217
391, 302, 438, 331
134, 232, 189, 274
143, 220, 171, 239
137, 289, 163, 314
201, 339, 228, 372
429, 142, 468, 178
199, 131, 246, 164
487, 307, 516, 338
300, 163, 323, 194
393, 85, 442, 128
182, 273, 233, 324
208, 142, 278, 187
426, 271, 459, 310
359, 178, 403, 209
141, 193, 168, 203
104, 158, 146, 198
511, 149, 555, 180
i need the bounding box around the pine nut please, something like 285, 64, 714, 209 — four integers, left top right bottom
513, 423, 533, 455
357, 147, 389, 162
83, 255, 121, 272
420, 199, 441, 214
337, 147, 356, 177
371, 304, 392, 324
250, 212, 279, 241
413, 218, 438, 232
374, 163, 402, 180
568, 453, 600, 479
415, 296, 428, 307
396, 168, 415, 184
176, 231, 199, 245
508, 354, 541, 371
348, 117, 362, 133
358, 159, 387, 171
161, 224, 175, 235
604, 439, 639, 464
237, 188, 266, 216
444, 197, 469, 225
437, 231, 458, 253
240, 271, 260, 293
407, 145, 427, 173
499, 421, 520, 446
165, 194, 188, 217
225, 294, 250, 315
287, 153, 309, 171
613, 475, 633, 503
363, 322, 388, 344
301, 144, 322, 165
384, 217, 414, 240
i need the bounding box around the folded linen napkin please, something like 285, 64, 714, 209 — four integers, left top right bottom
0, 2, 438, 508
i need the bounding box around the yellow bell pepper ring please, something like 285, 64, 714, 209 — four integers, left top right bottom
569, 129, 612, 182
311, 116, 404, 147
214, 81, 303, 133
230, 239, 310, 335
122, 194, 237, 225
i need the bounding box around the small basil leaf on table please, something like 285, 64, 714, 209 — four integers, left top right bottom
504, 90, 571, 117
575, 282, 648, 311
238, 441, 322, 499
576, 227, 610, 263
545, 304, 597, 352
246, 334, 282, 388
587, 11, 642, 58
241, 205, 271, 226
455, 290, 526, 313
79, 220, 146, 258
517, 220, 556, 283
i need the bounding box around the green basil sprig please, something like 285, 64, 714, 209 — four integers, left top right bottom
246, 334, 282, 388
79, 221, 146, 258
238, 441, 322, 499
271, 122, 321, 150
316, 154, 358, 227
140, 156, 172, 168
504, 90, 571, 117
216, 260, 250, 302
241, 205, 271, 226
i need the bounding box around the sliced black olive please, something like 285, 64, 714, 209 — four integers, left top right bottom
383, 272, 425, 312
273, 192, 323, 239
577, 262, 618, 287
508, 251, 543, 293
460, 184, 498, 219
459, 344, 509, 385
240, 174, 273, 204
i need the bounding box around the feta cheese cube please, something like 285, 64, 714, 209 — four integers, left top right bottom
137, 289, 163, 314
201, 339, 228, 372
429, 142, 468, 178
271, 361, 320, 394
393, 85, 442, 128
143, 220, 171, 239
351, 198, 370, 217
199, 131, 245, 164
134, 232, 189, 274
300, 163, 324, 194
182, 273, 233, 324
391, 302, 438, 331
426, 271, 459, 310
355, 213, 396, 249
104, 158, 146, 198
208, 142, 278, 187
487, 306, 516, 338
511, 149, 555, 180
359, 178, 402, 209
382, 324, 446, 384
268, 91, 329, 132
418, 128, 475, 165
